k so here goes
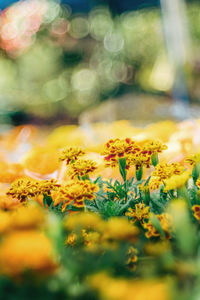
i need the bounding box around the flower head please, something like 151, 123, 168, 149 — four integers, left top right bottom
59, 147, 85, 165
149, 162, 185, 190
103, 217, 139, 242
52, 180, 98, 210
0, 230, 57, 276
163, 171, 190, 192
192, 205, 200, 221
102, 138, 139, 168
185, 154, 200, 166
143, 140, 168, 155
143, 213, 172, 239
67, 158, 97, 179
7, 178, 60, 202
126, 204, 150, 224
129, 151, 151, 170
6, 178, 39, 202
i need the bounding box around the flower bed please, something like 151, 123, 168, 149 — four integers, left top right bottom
0, 120, 200, 299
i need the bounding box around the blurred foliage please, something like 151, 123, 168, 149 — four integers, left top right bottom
0, 0, 200, 123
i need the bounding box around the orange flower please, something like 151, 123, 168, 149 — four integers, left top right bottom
0, 230, 57, 276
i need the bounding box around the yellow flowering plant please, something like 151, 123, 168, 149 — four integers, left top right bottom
2, 132, 200, 300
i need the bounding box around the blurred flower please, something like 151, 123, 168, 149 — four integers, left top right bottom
185, 154, 200, 166
143, 213, 172, 239
164, 171, 190, 192
0, 230, 57, 276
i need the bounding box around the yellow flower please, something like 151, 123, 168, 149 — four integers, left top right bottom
185, 154, 200, 166
0, 194, 21, 211
89, 273, 169, 300
6, 178, 39, 202
149, 162, 185, 190
67, 158, 97, 179
59, 146, 85, 164
7, 178, 60, 202
196, 178, 200, 189
125, 204, 150, 224
129, 151, 151, 170
65, 233, 77, 247
192, 205, 200, 221
64, 212, 103, 231
164, 171, 190, 192
143, 213, 172, 239
52, 181, 98, 210
103, 218, 139, 242
143, 140, 168, 155
102, 138, 140, 168
83, 230, 101, 250
0, 230, 57, 276
11, 203, 46, 230
126, 246, 138, 271
145, 241, 170, 256
36, 179, 60, 195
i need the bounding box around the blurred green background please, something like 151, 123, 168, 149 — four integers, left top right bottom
0, 0, 200, 125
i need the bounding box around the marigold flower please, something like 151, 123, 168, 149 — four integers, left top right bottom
90, 273, 169, 300
65, 233, 77, 247
67, 158, 97, 179
192, 205, 200, 221
126, 246, 138, 271
7, 178, 60, 202
6, 178, 39, 202
36, 179, 61, 195
102, 138, 140, 168
145, 241, 170, 256
11, 203, 46, 230
126, 204, 150, 224
196, 178, 200, 189
59, 146, 85, 164
185, 154, 200, 166
143, 213, 172, 239
64, 212, 103, 231
103, 217, 139, 242
143, 140, 168, 155
0, 230, 57, 276
163, 171, 190, 192
129, 152, 151, 170
52, 181, 98, 211
149, 162, 185, 190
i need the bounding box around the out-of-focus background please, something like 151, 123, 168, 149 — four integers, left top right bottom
0, 0, 200, 127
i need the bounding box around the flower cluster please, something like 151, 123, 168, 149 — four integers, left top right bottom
7, 178, 60, 202
149, 162, 185, 190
